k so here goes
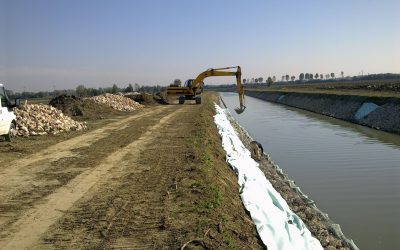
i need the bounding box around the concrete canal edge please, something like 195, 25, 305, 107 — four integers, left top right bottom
245, 90, 400, 135
219, 96, 360, 250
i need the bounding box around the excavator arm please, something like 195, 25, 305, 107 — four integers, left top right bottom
192, 66, 246, 113
166, 66, 246, 113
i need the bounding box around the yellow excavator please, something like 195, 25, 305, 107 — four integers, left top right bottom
166, 66, 246, 113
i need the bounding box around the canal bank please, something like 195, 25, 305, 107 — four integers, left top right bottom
217, 99, 359, 250
245, 90, 400, 135
220, 92, 400, 250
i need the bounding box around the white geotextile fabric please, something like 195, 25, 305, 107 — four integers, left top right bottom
214, 104, 323, 250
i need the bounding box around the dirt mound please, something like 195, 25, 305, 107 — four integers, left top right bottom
122, 92, 159, 105
86, 93, 144, 111
49, 95, 125, 120
49, 95, 83, 116
14, 104, 87, 136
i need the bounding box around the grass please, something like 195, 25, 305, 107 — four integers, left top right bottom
166, 92, 262, 249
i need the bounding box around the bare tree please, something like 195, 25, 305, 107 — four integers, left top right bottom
326, 74, 330, 79
272, 76, 276, 82
331, 72, 335, 79
320, 74, 323, 79
291, 76, 295, 81
341, 71, 344, 78
299, 73, 305, 81
285, 75, 290, 81
243, 79, 246, 84
315, 73, 319, 79
305, 73, 309, 80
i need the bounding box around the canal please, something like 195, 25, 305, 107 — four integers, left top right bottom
220, 92, 400, 250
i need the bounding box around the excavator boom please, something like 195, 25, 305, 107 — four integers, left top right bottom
167, 66, 246, 113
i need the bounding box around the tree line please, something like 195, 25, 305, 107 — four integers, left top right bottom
243, 72, 344, 85
7, 83, 166, 99
243, 72, 400, 86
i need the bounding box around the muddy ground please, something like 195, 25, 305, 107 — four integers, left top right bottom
0, 93, 263, 249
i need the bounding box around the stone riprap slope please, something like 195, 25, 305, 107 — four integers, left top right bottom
246, 91, 400, 134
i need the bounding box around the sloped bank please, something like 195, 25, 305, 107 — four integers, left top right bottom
217, 100, 359, 250
246, 90, 400, 134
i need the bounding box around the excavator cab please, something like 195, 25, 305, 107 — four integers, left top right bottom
184, 79, 193, 88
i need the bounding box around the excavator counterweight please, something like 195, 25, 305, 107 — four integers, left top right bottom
166, 66, 246, 113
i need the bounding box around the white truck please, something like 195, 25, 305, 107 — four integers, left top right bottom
0, 83, 18, 141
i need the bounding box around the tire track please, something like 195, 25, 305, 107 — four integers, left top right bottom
0, 106, 182, 249
0, 107, 165, 200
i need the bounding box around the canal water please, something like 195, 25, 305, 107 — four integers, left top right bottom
220, 92, 400, 250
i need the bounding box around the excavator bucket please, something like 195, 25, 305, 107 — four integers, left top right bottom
234, 105, 246, 114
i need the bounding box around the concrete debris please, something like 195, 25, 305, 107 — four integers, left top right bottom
14, 104, 87, 137
86, 93, 144, 111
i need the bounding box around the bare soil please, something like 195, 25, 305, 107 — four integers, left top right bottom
0, 93, 263, 249
249, 80, 400, 99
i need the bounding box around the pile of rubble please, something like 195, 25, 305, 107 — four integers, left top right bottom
14, 104, 87, 136
86, 93, 144, 111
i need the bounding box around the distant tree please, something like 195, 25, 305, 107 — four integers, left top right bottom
305, 73, 309, 80
258, 77, 263, 83
341, 71, 344, 78
267, 77, 273, 86
251, 78, 255, 83
315, 73, 319, 79
285, 75, 289, 81
243, 79, 246, 84
76, 85, 87, 97
326, 74, 330, 79
331, 73, 335, 79
255, 78, 259, 83
272, 76, 276, 82
87, 88, 99, 96
111, 84, 119, 94
291, 76, 295, 81
134, 83, 140, 91
173, 79, 182, 86
320, 74, 323, 79
282, 76, 285, 81
299, 73, 305, 81
309, 74, 313, 80
125, 84, 134, 92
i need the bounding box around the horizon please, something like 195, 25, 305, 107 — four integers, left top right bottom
1, 0, 399, 92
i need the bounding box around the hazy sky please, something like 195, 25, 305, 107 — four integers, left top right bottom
1, 0, 399, 92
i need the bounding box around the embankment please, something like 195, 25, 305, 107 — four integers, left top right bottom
246, 90, 400, 134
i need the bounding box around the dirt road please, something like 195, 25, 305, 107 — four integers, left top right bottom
0, 94, 263, 249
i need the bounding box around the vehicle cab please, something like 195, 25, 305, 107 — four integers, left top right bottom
0, 83, 17, 141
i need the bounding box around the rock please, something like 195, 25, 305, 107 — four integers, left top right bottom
86, 93, 144, 111
14, 104, 87, 137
